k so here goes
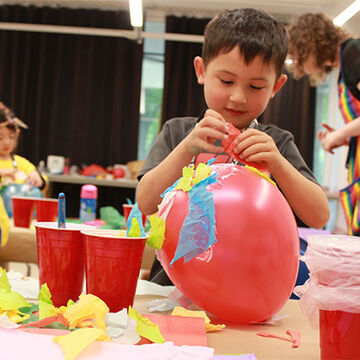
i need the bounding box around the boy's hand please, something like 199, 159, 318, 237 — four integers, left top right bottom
26, 170, 43, 187
183, 109, 228, 155
232, 128, 282, 172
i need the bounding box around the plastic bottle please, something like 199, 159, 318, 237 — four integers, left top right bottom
79, 184, 97, 222
63, 158, 70, 175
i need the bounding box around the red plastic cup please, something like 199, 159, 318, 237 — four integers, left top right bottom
82, 229, 147, 312
12, 196, 36, 228
122, 204, 147, 228
319, 309, 360, 359
35, 198, 59, 222
35, 222, 94, 307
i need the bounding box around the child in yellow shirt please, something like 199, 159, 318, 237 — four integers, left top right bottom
0, 102, 46, 247
0, 102, 45, 187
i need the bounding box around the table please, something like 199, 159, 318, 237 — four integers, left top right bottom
133, 295, 320, 359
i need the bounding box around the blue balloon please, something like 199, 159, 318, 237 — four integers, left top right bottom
2, 184, 42, 217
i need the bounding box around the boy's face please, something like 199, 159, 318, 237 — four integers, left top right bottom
194, 46, 287, 129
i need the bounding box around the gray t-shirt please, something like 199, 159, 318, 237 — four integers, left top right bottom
139, 116, 319, 187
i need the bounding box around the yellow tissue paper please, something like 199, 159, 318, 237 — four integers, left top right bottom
175, 163, 213, 192
38, 284, 58, 319
128, 217, 141, 237
176, 166, 194, 191
63, 294, 109, 332
53, 328, 109, 360
171, 306, 225, 332
0, 271, 30, 310
192, 163, 212, 185
4, 308, 30, 323
128, 306, 165, 343
0, 270, 31, 323
175, 177, 192, 192
147, 214, 165, 249
245, 165, 276, 187
39, 299, 58, 320
0, 290, 30, 310
38, 283, 53, 305
0, 269, 11, 291
182, 165, 194, 178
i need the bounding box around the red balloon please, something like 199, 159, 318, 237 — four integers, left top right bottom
158, 163, 299, 323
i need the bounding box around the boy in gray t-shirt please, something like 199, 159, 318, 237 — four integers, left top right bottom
136, 9, 330, 284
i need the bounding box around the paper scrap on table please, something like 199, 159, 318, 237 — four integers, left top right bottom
53, 327, 109, 360
286, 329, 301, 348
144, 313, 208, 347
0, 328, 214, 360
135, 279, 175, 297
172, 306, 225, 332
146, 298, 177, 312
6, 270, 39, 300
64, 294, 109, 331
19, 313, 68, 330
104, 308, 141, 344
19, 308, 140, 345
212, 355, 258, 360
0, 314, 20, 328
128, 306, 165, 344
146, 287, 191, 312
110, 318, 140, 345
104, 308, 128, 337
38, 283, 57, 319
4, 275, 175, 301
0, 270, 31, 323
256, 329, 301, 348
20, 328, 69, 336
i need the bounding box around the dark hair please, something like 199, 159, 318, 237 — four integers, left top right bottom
0, 103, 17, 133
287, 13, 348, 81
202, 8, 288, 78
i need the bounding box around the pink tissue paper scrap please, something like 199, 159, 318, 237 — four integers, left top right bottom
212, 355, 258, 360
0, 328, 214, 360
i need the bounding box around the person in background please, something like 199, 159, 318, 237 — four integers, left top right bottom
136, 8, 330, 284
287, 13, 360, 235
0, 101, 46, 247
0, 102, 46, 188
